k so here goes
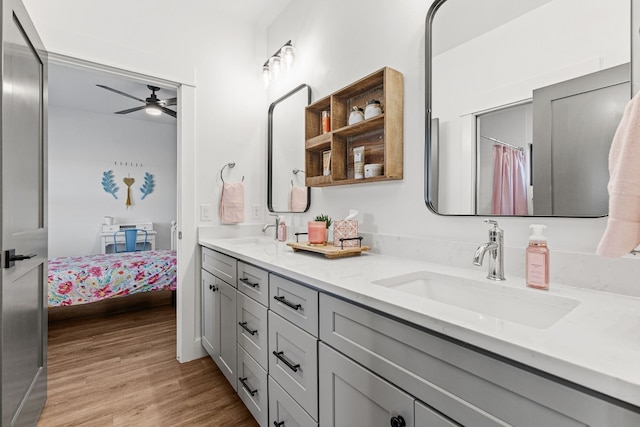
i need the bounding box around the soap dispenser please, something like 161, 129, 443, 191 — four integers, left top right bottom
526, 224, 549, 290
277, 216, 287, 242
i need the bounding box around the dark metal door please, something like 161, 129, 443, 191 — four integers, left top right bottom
1, 0, 48, 425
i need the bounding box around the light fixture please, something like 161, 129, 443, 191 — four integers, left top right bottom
280, 42, 296, 69
145, 104, 162, 116
262, 40, 296, 88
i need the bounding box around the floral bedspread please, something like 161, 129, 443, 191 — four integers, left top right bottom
48, 249, 177, 307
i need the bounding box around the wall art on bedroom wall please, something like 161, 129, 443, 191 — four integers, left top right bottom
101, 170, 156, 207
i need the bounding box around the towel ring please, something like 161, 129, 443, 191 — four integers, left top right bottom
220, 162, 244, 183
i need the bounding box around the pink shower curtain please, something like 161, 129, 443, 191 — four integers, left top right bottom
491, 145, 528, 215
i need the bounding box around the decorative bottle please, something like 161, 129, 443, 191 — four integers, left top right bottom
277, 216, 287, 242
526, 224, 549, 290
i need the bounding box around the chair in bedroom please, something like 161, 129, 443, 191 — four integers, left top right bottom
113, 229, 149, 253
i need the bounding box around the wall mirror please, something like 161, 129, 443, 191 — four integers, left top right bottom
425, 0, 636, 216
268, 84, 311, 213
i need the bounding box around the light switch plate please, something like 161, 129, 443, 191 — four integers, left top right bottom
200, 204, 212, 221
252, 204, 261, 220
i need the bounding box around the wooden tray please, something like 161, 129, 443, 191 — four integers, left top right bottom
286, 241, 370, 259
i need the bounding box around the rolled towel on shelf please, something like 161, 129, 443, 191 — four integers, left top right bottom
289, 186, 307, 212
596, 92, 640, 258
219, 182, 245, 224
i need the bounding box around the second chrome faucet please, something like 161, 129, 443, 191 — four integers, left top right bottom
473, 219, 505, 281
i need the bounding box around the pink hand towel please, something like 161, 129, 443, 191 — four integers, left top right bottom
289, 186, 307, 212
597, 92, 640, 258
219, 182, 245, 224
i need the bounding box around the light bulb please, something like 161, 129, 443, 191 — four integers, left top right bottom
269, 55, 281, 79
262, 65, 271, 87
145, 105, 162, 116
281, 44, 295, 69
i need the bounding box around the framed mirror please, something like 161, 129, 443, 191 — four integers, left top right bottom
425, 0, 635, 216
268, 84, 311, 213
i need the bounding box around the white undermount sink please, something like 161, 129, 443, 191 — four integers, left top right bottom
372, 271, 580, 329
225, 237, 275, 246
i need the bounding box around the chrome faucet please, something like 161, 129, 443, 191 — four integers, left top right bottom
262, 214, 279, 239
473, 219, 505, 281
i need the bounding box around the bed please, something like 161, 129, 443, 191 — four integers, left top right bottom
47, 249, 177, 307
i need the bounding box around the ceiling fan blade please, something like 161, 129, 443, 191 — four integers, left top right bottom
162, 97, 177, 106
96, 84, 146, 103
114, 106, 145, 114
159, 106, 177, 118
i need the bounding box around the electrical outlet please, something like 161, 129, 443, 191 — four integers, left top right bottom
200, 204, 212, 221
252, 204, 261, 220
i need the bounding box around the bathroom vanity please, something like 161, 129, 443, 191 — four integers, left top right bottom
199, 237, 640, 426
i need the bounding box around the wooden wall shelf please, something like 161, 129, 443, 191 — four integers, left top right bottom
304, 67, 404, 187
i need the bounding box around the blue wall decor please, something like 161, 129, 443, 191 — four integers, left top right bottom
140, 172, 155, 200
101, 170, 119, 199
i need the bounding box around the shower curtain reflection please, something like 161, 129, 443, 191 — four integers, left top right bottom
491, 145, 528, 215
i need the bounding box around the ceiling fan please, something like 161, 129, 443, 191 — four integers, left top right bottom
96, 84, 177, 118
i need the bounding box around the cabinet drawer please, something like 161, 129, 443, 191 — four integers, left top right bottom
202, 247, 236, 285
319, 342, 414, 427
237, 292, 268, 370
269, 311, 318, 421
269, 376, 317, 427
269, 274, 318, 336
237, 345, 268, 427
320, 293, 640, 427
415, 400, 457, 427
237, 261, 269, 306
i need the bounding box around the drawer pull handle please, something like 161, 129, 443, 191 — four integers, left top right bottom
273, 422, 285, 427
238, 377, 258, 396
273, 295, 301, 311
209, 284, 218, 292
390, 415, 406, 427
239, 277, 259, 288
273, 351, 300, 372
238, 321, 258, 335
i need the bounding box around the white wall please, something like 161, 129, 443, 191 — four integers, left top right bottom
48, 106, 177, 257
264, 0, 640, 291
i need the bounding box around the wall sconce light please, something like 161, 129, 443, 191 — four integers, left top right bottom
262, 40, 296, 88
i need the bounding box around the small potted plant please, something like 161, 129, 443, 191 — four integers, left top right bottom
314, 214, 333, 230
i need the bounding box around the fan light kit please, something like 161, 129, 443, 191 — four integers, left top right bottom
262, 40, 296, 88
96, 84, 177, 118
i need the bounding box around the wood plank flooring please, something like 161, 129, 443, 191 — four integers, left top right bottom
39, 303, 258, 427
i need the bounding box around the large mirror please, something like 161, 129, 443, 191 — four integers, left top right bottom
268, 84, 311, 213
425, 0, 635, 216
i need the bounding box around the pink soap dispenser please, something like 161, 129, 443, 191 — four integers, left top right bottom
526, 224, 549, 290
277, 216, 287, 242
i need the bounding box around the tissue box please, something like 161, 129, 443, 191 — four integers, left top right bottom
333, 220, 359, 247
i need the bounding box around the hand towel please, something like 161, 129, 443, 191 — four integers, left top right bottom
289, 186, 307, 212
219, 182, 245, 224
596, 92, 640, 257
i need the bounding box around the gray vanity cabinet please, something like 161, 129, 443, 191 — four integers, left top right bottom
215, 278, 237, 389
414, 401, 458, 427
200, 246, 640, 427
201, 248, 237, 392
319, 293, 640, 427
319, 342, 414, 427
201, 269, 217, 358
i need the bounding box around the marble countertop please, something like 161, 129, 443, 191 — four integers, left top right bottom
199, 236, 640, 408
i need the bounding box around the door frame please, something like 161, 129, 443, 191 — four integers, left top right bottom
47, 53, 203, 363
